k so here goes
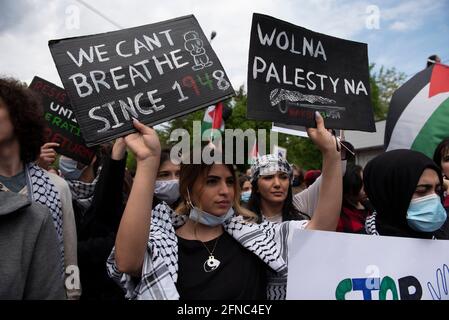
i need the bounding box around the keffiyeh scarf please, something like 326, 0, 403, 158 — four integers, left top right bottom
27, 163, 64, 269
250, 154, 292, 182
107, 202, 308, 300
66, 166, 102, 215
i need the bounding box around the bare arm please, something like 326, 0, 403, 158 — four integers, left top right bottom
305, 112, 342, 231
115, 119, 161, 276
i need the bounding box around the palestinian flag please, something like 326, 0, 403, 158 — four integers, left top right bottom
248, 138, 259, 164
201, 101, 224, 142
385, 63, 449, 157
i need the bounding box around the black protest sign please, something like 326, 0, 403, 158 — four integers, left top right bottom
29, 76, 95, 165
247, 13, 375, 132
49, 15, 234, 146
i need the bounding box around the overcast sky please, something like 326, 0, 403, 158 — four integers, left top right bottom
0, 0, 447, 89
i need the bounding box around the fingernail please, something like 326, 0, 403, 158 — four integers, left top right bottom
315, 111, 320, 117
132, 117, 139, 123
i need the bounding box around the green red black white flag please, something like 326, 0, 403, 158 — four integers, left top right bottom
385, 63, 449, 157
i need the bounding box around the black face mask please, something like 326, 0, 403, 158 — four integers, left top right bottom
292, 178, 300, 187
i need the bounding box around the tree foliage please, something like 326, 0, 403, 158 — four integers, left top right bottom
370, 64, 406, 120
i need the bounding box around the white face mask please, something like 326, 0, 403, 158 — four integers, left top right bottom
59, 156, 82, 181
154, 179, 180, 205
185, 189, 234, 226
189, 206, 234, 227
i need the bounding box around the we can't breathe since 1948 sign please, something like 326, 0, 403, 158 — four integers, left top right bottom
247, 13, 375, 132
49, 15, 234, 146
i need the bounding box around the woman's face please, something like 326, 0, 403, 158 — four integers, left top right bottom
257, 171, 289, 204
441, 150, 449, 178
192, 164, 235, 216
356, 171, 367, 203
411, 168, 442, 200
241, 180, 252, 192
157, 160, 180, 181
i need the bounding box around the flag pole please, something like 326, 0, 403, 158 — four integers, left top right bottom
209, 31, 217, 142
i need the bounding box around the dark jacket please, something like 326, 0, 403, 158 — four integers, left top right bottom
0, 191, 65, 299
73, 155, 127, 300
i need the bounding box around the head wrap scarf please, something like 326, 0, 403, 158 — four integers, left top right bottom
250, 154, 292, 183
363, 149, 443, 238
249, 154, 305, 223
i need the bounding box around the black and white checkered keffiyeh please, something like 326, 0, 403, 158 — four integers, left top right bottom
66, 166, 102, 214
250, 154, 293, 182
364, 212, 379, 235
107, 202, 308, 300
27, 163, 64, 269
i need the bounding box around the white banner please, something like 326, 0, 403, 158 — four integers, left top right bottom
271, 123, 309, 138
287, 230, 449, 300
272, 123, 341, 138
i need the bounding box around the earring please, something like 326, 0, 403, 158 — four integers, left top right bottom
186, 189, 194, 208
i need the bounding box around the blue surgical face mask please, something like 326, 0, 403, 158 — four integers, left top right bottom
189, 206, 234, 227
406, 193, 447, 232
59, 156, 82, 181
240, 190, 251, 203
154, 179, 180, 205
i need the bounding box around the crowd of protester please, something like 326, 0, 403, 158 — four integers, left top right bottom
0, 70, 448, 299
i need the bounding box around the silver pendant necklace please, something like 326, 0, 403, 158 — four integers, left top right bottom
200, 236, 221, 272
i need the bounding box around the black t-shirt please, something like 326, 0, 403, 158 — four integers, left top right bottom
176, 232, 268, 300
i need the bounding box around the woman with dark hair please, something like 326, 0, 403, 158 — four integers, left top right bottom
0, 77, 79, 299
337, 164, 372, 233
248, 145, 348, 224
0, 78, 45, 163
247, 155, 310, 223
433, 137, 449, 209
291, 164, 305, 194
107, 112, 342, 300
364, 149, 447, 239
239, 175, 252, 204
152, 148, 181, 209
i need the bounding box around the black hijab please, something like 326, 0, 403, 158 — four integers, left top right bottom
363, 149, 443, 238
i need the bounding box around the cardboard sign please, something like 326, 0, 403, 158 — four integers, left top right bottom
49, 15, 234, 146
247, 13, 375, 132
29, 76, 95, 165
272, 145, 287, 159
287, 230, 449, 300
